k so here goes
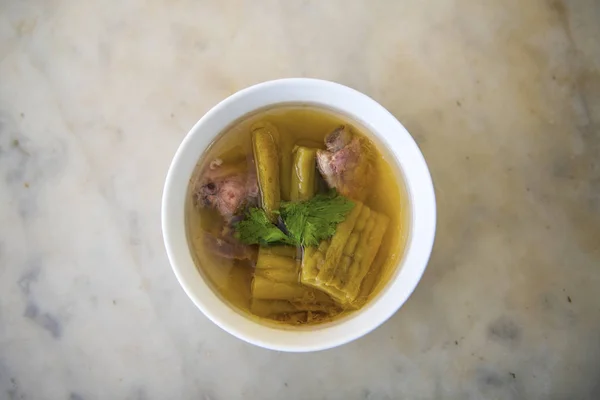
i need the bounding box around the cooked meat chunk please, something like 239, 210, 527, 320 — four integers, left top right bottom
324, 125, 354, 152
203, 232, 257, 261
193, 159, 259, 261
194, 158, 258, 221
316, 126, 372, 201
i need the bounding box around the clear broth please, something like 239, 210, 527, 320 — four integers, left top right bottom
185, 104, 410, 327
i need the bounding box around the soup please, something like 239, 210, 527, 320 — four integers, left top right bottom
185, 105, 409, 326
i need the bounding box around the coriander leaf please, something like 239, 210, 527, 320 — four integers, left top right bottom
281, 192, 354, 247
278, 201, 306, 245
235, 208, 295, 246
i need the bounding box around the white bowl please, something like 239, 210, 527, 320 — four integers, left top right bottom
162, 78, 436, 352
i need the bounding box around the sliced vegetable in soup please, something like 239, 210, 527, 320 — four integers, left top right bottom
185, 105, 409, 326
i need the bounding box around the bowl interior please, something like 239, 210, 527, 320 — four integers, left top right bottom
162, 78, 436, 351
184, 102, 412, 330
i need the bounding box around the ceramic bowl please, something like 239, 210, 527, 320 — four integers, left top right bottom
162, 78, 436, 352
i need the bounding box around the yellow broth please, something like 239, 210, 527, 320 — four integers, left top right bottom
185, 105, 410, 327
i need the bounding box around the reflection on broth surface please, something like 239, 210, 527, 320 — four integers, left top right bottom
185, 105, 409, 327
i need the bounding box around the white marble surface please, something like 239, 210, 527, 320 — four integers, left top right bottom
1, 0, 600, 399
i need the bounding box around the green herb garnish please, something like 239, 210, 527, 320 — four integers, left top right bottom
235, 192, 354, 247
281, 192, 355, 247
235, 208, 295, 246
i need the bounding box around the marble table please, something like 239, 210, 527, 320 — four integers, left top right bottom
1, 0, 599, 399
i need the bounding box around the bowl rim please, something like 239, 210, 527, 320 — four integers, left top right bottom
161, 78, 436, 352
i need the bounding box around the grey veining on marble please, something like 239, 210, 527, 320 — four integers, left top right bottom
1, 0, 599, 399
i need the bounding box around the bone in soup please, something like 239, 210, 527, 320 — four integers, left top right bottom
185, 105, 409, 326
